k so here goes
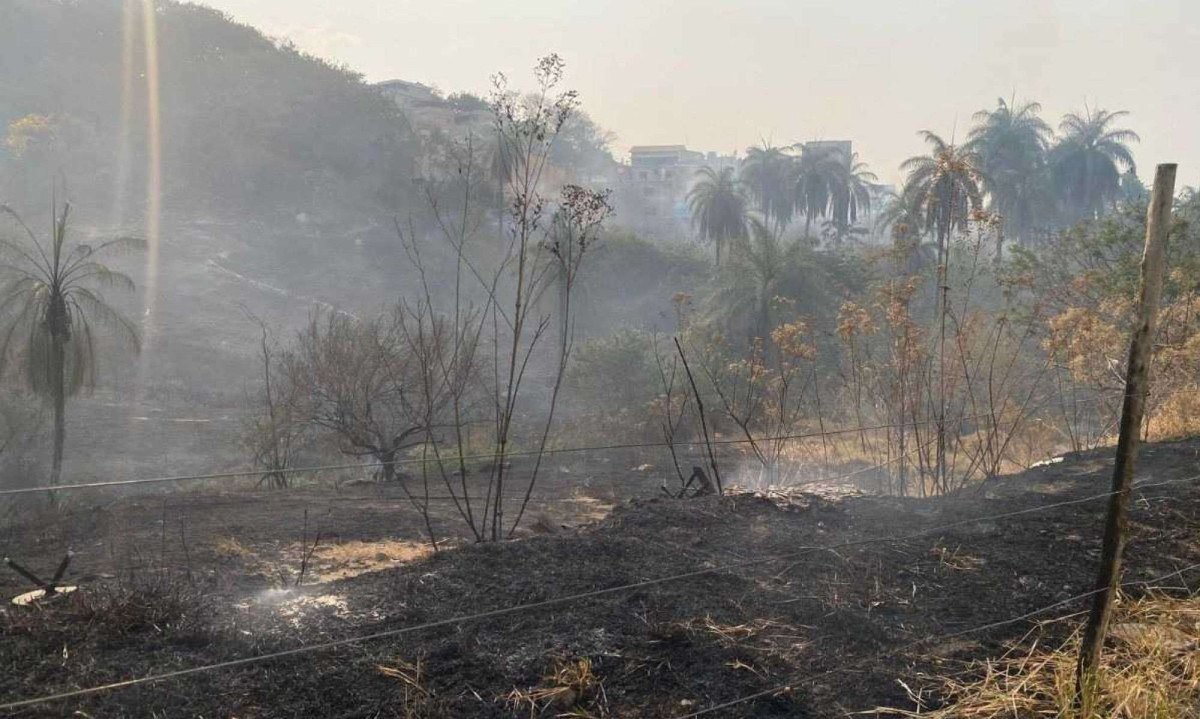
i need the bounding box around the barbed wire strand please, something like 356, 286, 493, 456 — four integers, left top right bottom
0, 401, 1102, 497
1, 469, 1194, 712
0, 443, 935, 582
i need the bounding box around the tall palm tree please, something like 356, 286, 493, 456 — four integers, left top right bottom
1051, 107, 1140, 224
792, 144, 837, 239
0, 202, 142, 490
686, 165, 748, 265
828, 151, 878, 231
900, 131, 983, 262
740, 145, 795, 236
899, 131, 982, 492
967, 97, 1053, 240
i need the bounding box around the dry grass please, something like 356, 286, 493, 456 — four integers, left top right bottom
1148, 385, 1200, 441
886, 592, 1200, 718
929, 543, 986, 572
312, 539, 436, 582
212, 535, 252, 558
505, 657, 606, 718
377, 656, 433, 718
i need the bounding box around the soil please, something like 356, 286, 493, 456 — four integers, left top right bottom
2, 440, 1200, 717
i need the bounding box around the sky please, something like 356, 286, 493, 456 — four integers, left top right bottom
202, 0, 1200, 188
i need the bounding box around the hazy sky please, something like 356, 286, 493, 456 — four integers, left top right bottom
203, 0, 1199, 187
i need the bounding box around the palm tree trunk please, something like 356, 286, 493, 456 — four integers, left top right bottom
50, 336, 66, 498
758, 289, 770, 342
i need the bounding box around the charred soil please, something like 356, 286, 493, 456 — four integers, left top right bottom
3, 440, 1200, 717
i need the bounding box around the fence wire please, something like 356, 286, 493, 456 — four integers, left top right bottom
1, 469, 1194, 712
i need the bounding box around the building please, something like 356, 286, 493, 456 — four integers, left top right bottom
613, 145, 738, 242
628, 145, 705, 182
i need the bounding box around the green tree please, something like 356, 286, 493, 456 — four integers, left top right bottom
827, 151, 878, 234
740, 145, 795, 235
715, 217, 797, 342
792, 143, 837, 239
686, 165, 748, 265
875, 184, 938, 273
1050, 107, 1140, 224
967, 97, 1053, 241
790, 145, 877, 241
0, 203, 142, 491
900, 131, 983, 263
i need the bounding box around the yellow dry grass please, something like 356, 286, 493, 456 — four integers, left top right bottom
505, 658, 602, 718
212, 535, 252, 558
885, 593, 1200, 718
1148, 385, 1200, 441
312, 539, 437, 582
377, 657, 433, 718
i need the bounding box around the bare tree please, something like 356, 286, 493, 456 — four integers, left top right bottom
394, 55, 612, 541
241, 313, 307, 489
284, 309, 434, 483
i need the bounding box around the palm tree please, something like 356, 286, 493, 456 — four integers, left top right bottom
686, 165, 748, 265
711, 216, 799, 343
874, 185, 936, 273
899, 131, 982, 491
792, 144, 837, 239
0, 202, 142, 491
967, 97, 1053, 240
828, 151, 878, 231
740, 145, 795, 236
1051, 107, 1140, 224
900, 131, 983, 262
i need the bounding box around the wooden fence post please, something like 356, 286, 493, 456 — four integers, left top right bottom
1074, 163, 1177, 714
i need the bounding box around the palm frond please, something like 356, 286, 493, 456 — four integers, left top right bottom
62, 262, 137, 292
69, 287, 142, 354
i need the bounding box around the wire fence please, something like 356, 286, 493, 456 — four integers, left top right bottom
2, 468, 1196, 713
0, 438, 932, 584
0, 401, 1099, 498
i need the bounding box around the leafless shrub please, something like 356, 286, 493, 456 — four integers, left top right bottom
283, 308, 437, 484
396, 54, 612, 541
241, 313, 308, 489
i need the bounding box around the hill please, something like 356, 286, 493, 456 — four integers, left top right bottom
0, 0, 419, 221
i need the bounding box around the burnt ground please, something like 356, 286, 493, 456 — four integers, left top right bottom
2, 440, 1200, 717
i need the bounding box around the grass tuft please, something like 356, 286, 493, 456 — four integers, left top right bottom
884, 592, 1200, 718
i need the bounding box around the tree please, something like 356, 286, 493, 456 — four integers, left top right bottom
0, 203, 142, 491
283, 308, 433, 484
792, 143, 838, 239
900, 131, 983, 261
1051, 107, 1140, 224
686, 165, 748, 265
406, 54, 612, 541
827, 151, 878, 233
967, 97, 1053, 241
242, 313, 308, 489
899, 131, 983, 491
790, 144, 877, 241
712, 216, 800, 342
740, 145, 795, 235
